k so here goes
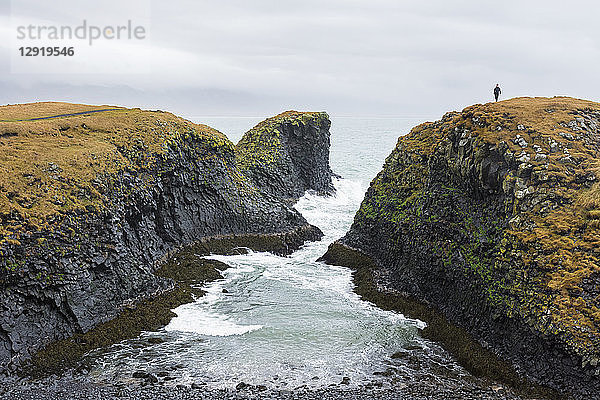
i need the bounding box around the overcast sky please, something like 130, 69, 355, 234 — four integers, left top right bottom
0, 0, 598, 120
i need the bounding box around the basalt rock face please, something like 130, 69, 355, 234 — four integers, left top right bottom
236, 111, 335, 201
323, 97, 600, 398
0, 104, 329, 372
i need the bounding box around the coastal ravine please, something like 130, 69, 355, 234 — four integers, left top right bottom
70, 178, 514, 396
80, 179, 427, 388
0, 115, 533, 399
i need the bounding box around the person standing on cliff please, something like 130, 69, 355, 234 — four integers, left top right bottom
494, 84, 501, 102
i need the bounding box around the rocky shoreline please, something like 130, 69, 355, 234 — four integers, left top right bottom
0, 376, 525, 400
25, 226, 322, 378
319, 243, 561, 400
1, 327, 528, 400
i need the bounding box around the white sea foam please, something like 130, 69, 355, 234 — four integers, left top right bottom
165, 260, 263, 336
295, 178, 366, 239
165, 306, 263, 336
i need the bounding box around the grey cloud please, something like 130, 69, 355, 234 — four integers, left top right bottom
1, 0, 599, 118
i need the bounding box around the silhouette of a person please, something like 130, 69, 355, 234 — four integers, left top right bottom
494, 84, 501, 102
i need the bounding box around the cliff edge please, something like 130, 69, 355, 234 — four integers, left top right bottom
0, 103, 333, 372
322, 97, 600, 398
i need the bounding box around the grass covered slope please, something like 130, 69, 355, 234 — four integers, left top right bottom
330, 97, 600, 397
0, 102, 122, 121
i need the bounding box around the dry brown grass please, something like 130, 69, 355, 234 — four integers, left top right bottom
481, 98, 600, 348
0, 102, 232, 244
0, 102, 123, 121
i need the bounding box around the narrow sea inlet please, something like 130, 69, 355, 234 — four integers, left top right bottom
74, 117, 474, 390
84, 179, 431, 388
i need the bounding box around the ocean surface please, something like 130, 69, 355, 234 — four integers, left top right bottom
79, 116, 491, 390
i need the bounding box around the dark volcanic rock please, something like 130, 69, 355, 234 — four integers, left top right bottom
322, 97, 600, 399
0, 105, 332, 373
236, 111, 335, 200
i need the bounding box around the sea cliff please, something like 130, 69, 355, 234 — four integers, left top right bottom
322, 97, 600, 398
0, 103, 333, 373
236, 110, 335, 200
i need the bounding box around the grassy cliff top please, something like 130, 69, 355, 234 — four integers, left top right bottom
402, 96, 600, 155
249, 110, 329, 131
0, 102, 123, 121
391, 96, 600, 359
0, 102, 233, 244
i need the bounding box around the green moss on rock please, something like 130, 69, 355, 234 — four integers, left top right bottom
319, 243, 562, 400
0, 102, 328, 376
235, 111, 328, 170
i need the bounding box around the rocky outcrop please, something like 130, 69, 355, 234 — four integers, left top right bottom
322, 97, 600, 399
0, 104, 332, 373
236, 111, 335, 200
